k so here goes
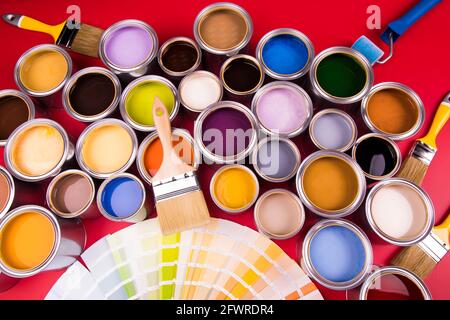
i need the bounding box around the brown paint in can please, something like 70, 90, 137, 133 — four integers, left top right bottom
0, 95, 30, 142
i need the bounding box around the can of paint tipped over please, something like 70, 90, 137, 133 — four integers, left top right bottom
296, 150, 366, 218
62, 67, 122, 123
301, 219, 373, 290
365, 178, 434, 246
136, 128, 201, 185
76, 118, 138, 180
357, 266, 432, 300
210, 164, 259, 214
361, 82, 425, 141
120, 75, 180, 132
352, 133, 401, 181
254, 189, 304, 240
4, 119, 74, 182
158, 37, 202, 82
46, 169, 99, 219
308, 46, 373, 106
178, 71, 223, 114
256, 28, 315, 81
0, 89, 37, 147
193, 2, 253, 73
251, 81, 313, 138
220, 54, 264, 102
309, 109, 357, 152
14, 44, 73, 106
194, 101, 258, 164
97, 172, 150, 223
0, 205, 86, 278
252, 136, 301, 183
99, 19, 159, 83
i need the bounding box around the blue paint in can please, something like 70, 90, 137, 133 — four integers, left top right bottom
262, 34, 309, 75
101, 177, 143, 218
309, 225, 366, 283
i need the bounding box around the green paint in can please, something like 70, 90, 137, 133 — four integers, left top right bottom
316, 53, 367, 98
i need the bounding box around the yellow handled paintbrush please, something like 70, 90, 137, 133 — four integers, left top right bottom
397, 92, 450, 185
2, 14, 103, 57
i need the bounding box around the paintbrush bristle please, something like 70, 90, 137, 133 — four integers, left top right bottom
71, 24, 103, 57
156, 190, 210, 235
392, 245, 437, 279
397, 155, 429, 185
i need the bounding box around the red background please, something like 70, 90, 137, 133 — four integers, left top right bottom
0, 0, 449, 300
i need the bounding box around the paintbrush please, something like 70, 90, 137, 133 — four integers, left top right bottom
3, 14, 103, 57
151, 97, 210, 235
397, 93, 450, 185
392, 213, 450, 279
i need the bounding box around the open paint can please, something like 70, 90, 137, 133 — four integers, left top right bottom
178, 70, 223, 113
0, 166, 15, 219
46, 169, 99, 219
309, 46, 373, 105
193, 2, 253, 71
254, 189, 304, 240
120, 75, 179, 132
99, 19, 158, 82
136, 128, 200, 185
0, 205, 86, 278
361, 82, 425, 141
309, 108, 357, 152
97, 173, 149, 223
14, 44, 72, 102
62, 67, 121, 122
296, 151, 366, 218
76, 119, 138, 179
210, 164, 259, 214
0, 89, 36, 147
301, 219, 373, 290
5, 119, 74, 182
158, 37, 202, 80
256, 28, 315, 81
252, 136, 301, 183
194, 101, 258, 164
352, 133, 401, 180
220, 54, 264, 99
356, 266, 432, 300
252, 81, 313, 138
365, 178, 434, 246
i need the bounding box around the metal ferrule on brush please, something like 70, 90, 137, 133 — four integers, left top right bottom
410, 141, 436, 165
153, 171, 200, 202
418, 233, 449, 263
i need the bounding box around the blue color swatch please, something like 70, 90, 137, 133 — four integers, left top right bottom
101, 177, 143, 218
310, 225, 366, 283
262, 34, 309, 75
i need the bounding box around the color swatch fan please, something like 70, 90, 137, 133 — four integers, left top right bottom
45, 218, 322, 300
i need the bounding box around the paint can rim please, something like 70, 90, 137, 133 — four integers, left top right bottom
0, 166, 15, 220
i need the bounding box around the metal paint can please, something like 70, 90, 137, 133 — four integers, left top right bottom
296, 150, 366, 218
365, 178, 435, 246
256, 28, 315, 81
0, 89, 37, 147
99, 19, 159, 83
252, 136, 301, 183
251, 81, 313, 138
4, 119, 74, 182
97, 172, 149, 223
0, 205, 86, 278
361, 82, 425, 141
119, 75, 179, 132
357, 266, 432, 300
301, 219, 373, 290
157, 36, 202, 81
136, 128, 201, 185
46, 169, 99, 219
309, 46, 373, 105
76, 118, 138, 179
194, 101, 258, 164
62, 67, 122, 122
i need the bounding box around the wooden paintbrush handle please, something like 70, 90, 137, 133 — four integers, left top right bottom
419, 93, 450, 149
